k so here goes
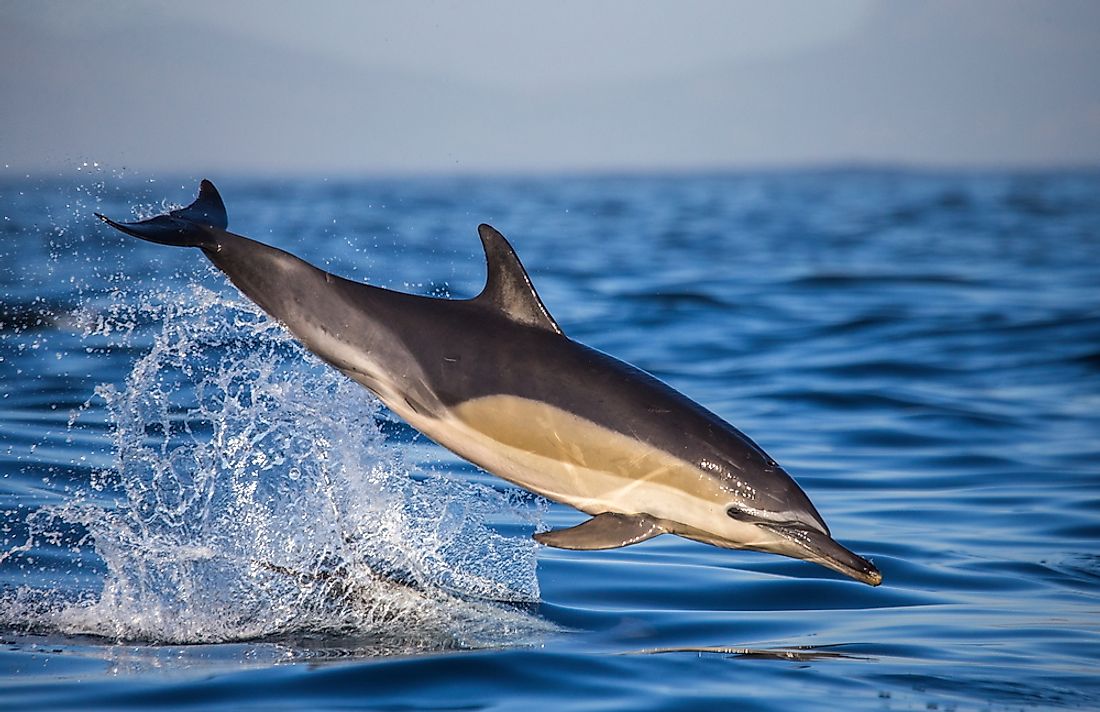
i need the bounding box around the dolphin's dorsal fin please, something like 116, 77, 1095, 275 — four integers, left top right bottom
474, 224, 562, 335
533, 512, 666, 550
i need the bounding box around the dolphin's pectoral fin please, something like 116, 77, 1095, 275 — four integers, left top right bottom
474, 224, 563, 335
534, 512, 665, 550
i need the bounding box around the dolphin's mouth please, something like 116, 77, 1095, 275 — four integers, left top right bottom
759, 523, 883, 586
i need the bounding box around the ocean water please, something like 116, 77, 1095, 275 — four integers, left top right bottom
1, 169, 1098, 710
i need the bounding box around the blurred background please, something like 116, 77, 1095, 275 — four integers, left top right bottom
3, 0, 1099, 176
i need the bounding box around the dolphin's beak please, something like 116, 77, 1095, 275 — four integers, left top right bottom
759, 523, 883, 586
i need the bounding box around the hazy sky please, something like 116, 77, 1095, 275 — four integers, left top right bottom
2, 0, 1099, 175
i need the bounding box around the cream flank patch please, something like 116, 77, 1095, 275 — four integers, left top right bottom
360, 389, 797, 557
444, 394, 738, 529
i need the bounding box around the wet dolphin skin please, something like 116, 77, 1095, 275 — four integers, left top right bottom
98, 181, 882, 586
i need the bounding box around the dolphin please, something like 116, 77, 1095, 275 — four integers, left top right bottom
96, 180, 882, 586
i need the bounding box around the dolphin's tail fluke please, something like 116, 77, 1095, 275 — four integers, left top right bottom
96, 179, 227, 248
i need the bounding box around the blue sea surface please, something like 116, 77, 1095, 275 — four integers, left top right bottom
1, 170, 1098, 710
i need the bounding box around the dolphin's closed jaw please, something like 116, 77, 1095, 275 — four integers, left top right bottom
97, 180, 885, 588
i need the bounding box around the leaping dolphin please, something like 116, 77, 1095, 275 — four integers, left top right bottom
96, 180, 882, 586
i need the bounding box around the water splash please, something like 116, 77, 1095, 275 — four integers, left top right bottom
1, 285, 550, 651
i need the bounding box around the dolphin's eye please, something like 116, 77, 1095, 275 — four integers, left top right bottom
726, 506, 753, 522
